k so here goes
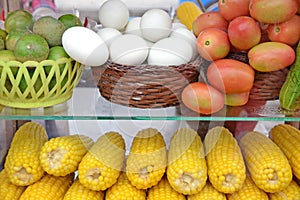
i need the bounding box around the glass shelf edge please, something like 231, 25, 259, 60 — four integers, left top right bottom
1, 116, 300, 121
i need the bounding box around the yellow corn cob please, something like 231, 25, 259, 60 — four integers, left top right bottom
63, 178, 105, 200
176, 2, 203, 30
204, 126, 246, 194
40, 134, 94, 176
147, 175, 186, 200
227, 176, 269, 200
19, 173, 74, 200
105, 172, 146, 200
268, 180, 300, 200
126, 128, 167, 189
187, 181, 227, 200
0, 169, 26, 200
4, 121, 48, 186
78, 131, 125, 191
167, 127, 207, 195
204, 126, 246, 193
269, 124, 300, 180
239, 131, 293, 193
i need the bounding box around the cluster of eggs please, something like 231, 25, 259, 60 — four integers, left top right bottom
62, 0, 197, 67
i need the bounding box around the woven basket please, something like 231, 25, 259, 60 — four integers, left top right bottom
98, 58, 203, 108
0, 58, 83, 108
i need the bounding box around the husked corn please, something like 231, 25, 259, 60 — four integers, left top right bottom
19, 173, 74, 200
105, 172, 146, 200
167, 127, 207, 195
268, 180, 300, 200
176, 2, 202, 30
239, 131, 293, 193
227, 176, 268, 200
0, 169, 26, 200
269, 124, 300, 179
78, 131, 125, 191
204, 126, 246, 193
63, 178, 105, 200
187, 181, 226, 200
40, 134, 94, 176
126, 128, 167, 189
4, 121, 48, 186
147, 176, 186, 200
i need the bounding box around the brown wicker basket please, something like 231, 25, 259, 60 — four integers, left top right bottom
98, 58, 203, 108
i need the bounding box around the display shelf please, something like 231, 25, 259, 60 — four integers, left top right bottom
0, 67, 300, 121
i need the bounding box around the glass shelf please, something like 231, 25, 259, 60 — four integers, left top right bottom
0, 67, 300, 121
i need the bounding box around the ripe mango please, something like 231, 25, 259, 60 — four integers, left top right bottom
249, 0, 298, 24
248, 42, 295, 72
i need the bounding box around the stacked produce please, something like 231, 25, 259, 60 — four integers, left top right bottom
180, 0, 300, 115
1, 121, 300, 199
0, 9, 82, 63
0, 9, 83, 95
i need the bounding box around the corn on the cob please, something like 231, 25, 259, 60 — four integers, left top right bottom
40, 134, 94, 176
63, 178, 105, 200
187, 181, 227, 200
239, 131, 293, 193
19, 173, 74, 200
227, 176, 269, 200
4, 121, 48, 186
268, 180, 300, 200
269, 124, 300, 180
126, 128, 167, 189
147, 175, 186, 200
0, 169, 26, 200
176, 2, 203, 30
78, 131, 125, 191
167, 127, 207, 195
105, 172, 146, 200
204, 126, 246, 194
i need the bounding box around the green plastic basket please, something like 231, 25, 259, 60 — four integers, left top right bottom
0, 57, 83, 108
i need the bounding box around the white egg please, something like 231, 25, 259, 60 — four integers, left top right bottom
98, 0, 129, 30
97, 27, 122, 47
62, 26, 109, 66
140, 9, 172, 42
170, 28, 198, 61
172, 22, 187, 30
148, 37, 193, 66
124, 17, 142, 37
109, 34, 149, 65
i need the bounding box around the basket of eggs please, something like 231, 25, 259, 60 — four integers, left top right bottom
89, 2, 204, 109
0, 10, 84, 108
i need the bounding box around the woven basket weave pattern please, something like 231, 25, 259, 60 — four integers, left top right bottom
0, 58, 83, 108
99, 59, 202, 108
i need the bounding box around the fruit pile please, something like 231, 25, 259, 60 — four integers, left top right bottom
1, 9, 82, 62
179, 0, 300, 115
1, 121, 300, 199
0, 9, 83, 95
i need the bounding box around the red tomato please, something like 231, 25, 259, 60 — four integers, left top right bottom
181, 82, 225, 115
218, 0, 250, 21
207, 59, 255, 93
196, 28, 231, 61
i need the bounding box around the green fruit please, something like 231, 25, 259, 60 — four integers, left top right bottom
5, 29, 30, 51
4, 9, 34, 33
47, 46, 70, 90
0, 49, 16, 61
33, 16, 66, 47
14, 33, 50, 62
19, 68, 43, 95
0, 29, 7, 41
0, 38, 5, 50
58, 14, 82, 29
